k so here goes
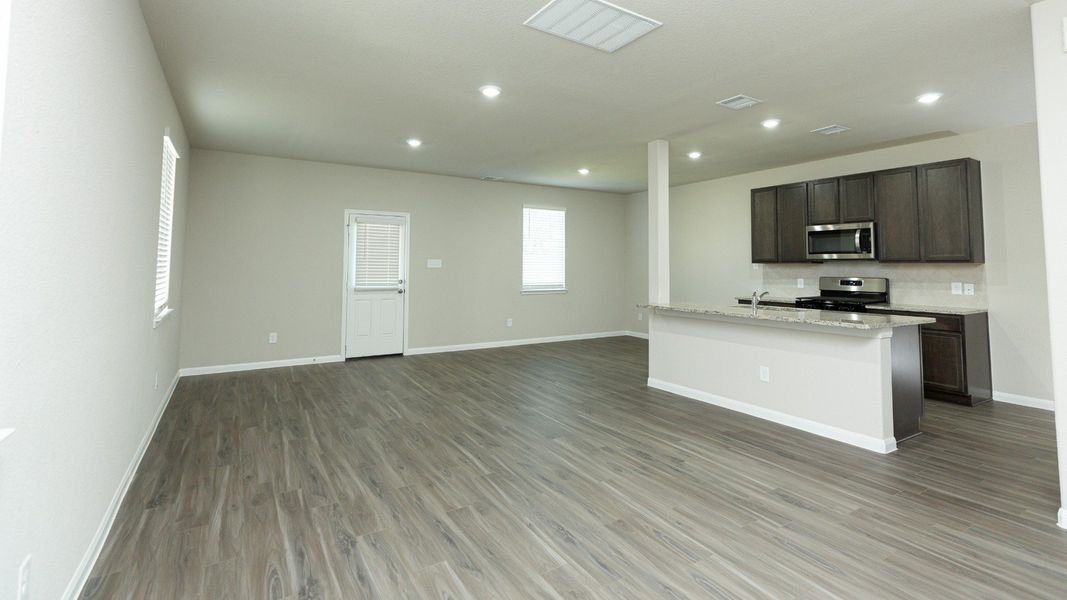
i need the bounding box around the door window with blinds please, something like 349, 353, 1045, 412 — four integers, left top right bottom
522, 206, 566, 292
351, 217, 404, 290
153, 135, 179, 325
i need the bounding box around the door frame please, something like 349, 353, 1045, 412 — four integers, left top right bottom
341, 209, 411, 358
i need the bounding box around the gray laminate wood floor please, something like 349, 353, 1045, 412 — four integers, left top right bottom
81, 337, 1067, 599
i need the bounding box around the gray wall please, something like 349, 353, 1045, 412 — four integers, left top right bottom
626, 123, 1052, 403
0, 0, 189, 595
179, 149, 629, 368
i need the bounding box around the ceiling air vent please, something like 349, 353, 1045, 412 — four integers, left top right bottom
524, 0, 662, 53
716, 94, 763, 110
811, 124, 851, 136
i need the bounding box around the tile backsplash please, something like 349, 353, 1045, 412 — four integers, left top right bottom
762, 262, 987, 308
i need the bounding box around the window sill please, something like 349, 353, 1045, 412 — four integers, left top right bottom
153, 307, 175, 328
521, 288, 568, 295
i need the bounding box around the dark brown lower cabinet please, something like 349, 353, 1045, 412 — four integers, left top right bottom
884, 310, 992, 406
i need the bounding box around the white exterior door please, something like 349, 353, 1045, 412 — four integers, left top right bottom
345, 213, 407, 358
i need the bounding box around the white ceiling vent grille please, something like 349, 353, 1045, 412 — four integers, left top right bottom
811, 124, 851, 136
716, 94, 763, 110
524, 0, 662, 53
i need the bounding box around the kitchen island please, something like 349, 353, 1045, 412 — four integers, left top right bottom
642, 303, 935, 453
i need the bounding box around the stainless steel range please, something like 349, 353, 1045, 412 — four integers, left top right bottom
795, 277, 889, 312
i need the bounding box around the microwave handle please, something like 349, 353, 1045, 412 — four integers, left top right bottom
855, 228, 862, 251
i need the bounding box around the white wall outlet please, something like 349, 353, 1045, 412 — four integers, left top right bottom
637, 312, 644, 321
797, 278, 805, 289
154, 370, 159, 390
759, 365, 770, 383
951, 282, 963, 295
752, 264, 760, 271
505, 318, 513, 327
426, 258, 442, 269
18, 554, 31, 600
268, 332, 278, 344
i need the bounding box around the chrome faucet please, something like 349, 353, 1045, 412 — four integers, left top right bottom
751, 290, 769, 315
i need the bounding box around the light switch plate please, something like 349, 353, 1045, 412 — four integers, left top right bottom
637, 312, 643, 321
759, 366, 770, 383
268, 332, 278, 344
951, 282, 963, 295
752, 264, 760, 270
964, 283, 975, 296
505, 318, 513, 327
427, 258, 442, 269
797, 278, 804, 289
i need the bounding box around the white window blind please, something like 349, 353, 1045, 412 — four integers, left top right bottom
154, 135, 179, 320
352, 219, 402, 290
522, 207, 566, 292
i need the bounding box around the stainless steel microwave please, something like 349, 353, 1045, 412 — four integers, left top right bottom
806, 222, 876, 260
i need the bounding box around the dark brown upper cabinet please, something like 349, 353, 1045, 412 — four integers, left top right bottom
777, 183, 809, 262
807, 178, 840, 225
750, 157, 983, 264
874, 167, 922, 262
918, 159, 984, 262
807, 175, 873, 226
840, 174, 875, 223
751, 187, 778, 263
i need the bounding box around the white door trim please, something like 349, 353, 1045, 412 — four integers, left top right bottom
341, 209, 411, 358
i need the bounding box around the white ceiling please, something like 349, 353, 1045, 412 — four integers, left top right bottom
139, 0, 1038, 194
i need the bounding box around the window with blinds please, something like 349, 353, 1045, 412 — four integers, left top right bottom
522, 207, 566, 292
352, 219, 403, 290
154, 135, 179, 322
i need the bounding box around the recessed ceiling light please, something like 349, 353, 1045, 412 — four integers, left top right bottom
578, 168, 590, 175
406, 138, 422, 148
917, 92, 943, 105
762, 119, 781, 129
479, 85, 502, 98
687, 151, 703, 159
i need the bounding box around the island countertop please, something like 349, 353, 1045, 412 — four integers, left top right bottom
642, 302, 935, 330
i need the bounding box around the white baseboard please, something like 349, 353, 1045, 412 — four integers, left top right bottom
993, 391, 1055, 411
647, 377, 897, 454
624, 331, 649, 339
63, 372, 181, 600
405, 331, 634, 356
1059, 507, 1067, 530
179, 354, 344, 376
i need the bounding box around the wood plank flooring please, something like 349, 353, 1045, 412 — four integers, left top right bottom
81, 337, 1067, 598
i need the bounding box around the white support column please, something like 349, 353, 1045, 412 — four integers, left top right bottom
1031, 0, 1067, 530
648, 140, 670, 304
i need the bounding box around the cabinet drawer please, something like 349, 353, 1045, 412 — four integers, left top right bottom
921, 315, 962, 332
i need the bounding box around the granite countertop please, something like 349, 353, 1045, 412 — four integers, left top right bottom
643, 303, 935, 330
733, 296, 987, 316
